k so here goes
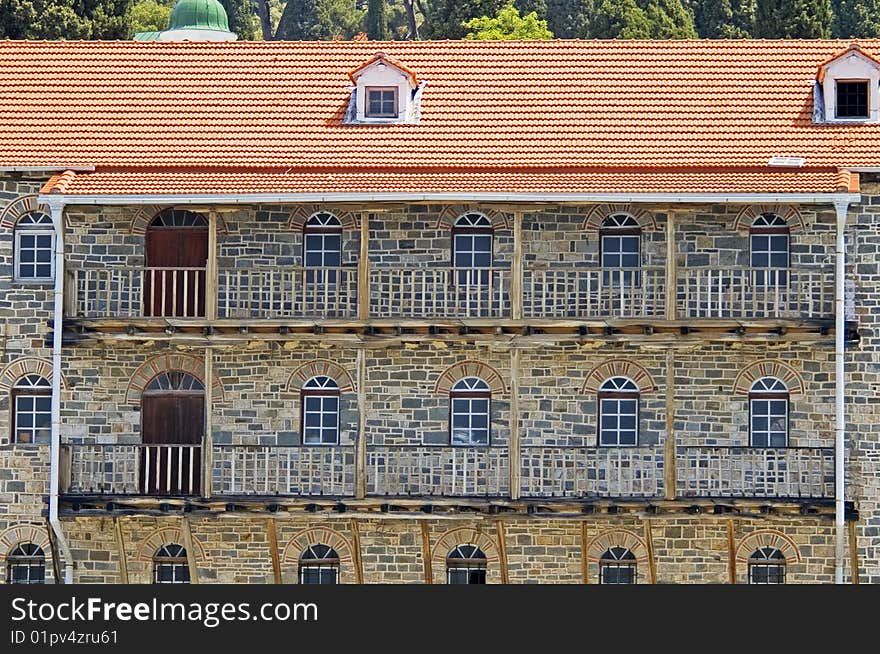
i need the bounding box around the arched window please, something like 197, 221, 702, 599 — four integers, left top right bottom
450, 377, 491, 446
304, 212, 342, 284
750, 214, 789, 287
599, 546, 637, 584
446, 544, 487, 584
598, 377, 639, 446
299, 544, 339, 584
145, 371, 205, 392
14, 211, 55, 282
749, 377, 788, 447
301, 376, 340, 445
6, 543, 45, 584
600, 214, 641, 287
153, 544, 190, 584
748, 547, 786, 584
452, 213, 493, 286
12, 374, 51, 444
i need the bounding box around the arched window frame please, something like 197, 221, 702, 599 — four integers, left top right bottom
13, 211, 55, 283
446, 544, 487, 584
599, 546, 637, 584
749, 213, 790, 288
149, 209, 208, 228
153, 544, 190, 584
144, 371, 205, 394
597, 376, 640, 447
748, 547, 786, 584
451, 212, 493, 286
11, 374, 51, 444
300, 376, 341, 445
299, 544, 340, 584
449, 377, 491, 446
6, 543, 46, 584
600, 213, 641, 287
303, 212, 343, 274
749, 377, 789, 448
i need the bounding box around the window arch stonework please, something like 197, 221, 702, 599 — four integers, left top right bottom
586, 528, 649, 564
582, 205, 658, 232
287, 360, 355, 393
734, 205, 805, 234
0, 525, 51, 565
126, 354, 225, 404
288, 206, 358, 231
733, 360, 804, 396
0, 358, 66, 395
735, 529, 801, 565
434, 361, 506, 396
431, 527, 499, 584
281, 527, 354, 583
436, 206, 509, 230
130, 206, 227, 235
582, 360, 657, 395
136, 526, 207, 563
0, 195, 67, 230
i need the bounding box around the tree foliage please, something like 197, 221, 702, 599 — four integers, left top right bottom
833, 0, 880, 37
689, 0, 755, 38
0, 0, 131, 39
275, 0, 362, 39
128, 0, 172, 34
463, 2, 553, 38
754, 0, 832, 37
366, 0, 388, 38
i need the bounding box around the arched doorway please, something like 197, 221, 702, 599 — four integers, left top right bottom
144, 209, 208, 318
140, 371, 205, 495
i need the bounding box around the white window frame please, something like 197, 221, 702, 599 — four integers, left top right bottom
598, 376, 639, 447
301, 376, 340, 446
6, 543, 46, 584
12, 374, 51, 445
299, 544, 340, 584
14, 212, 55, 283
449, 377, 491, 446
749, 377, 789, 448
153, 544, 190, 584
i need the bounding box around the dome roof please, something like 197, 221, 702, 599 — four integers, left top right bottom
169, 0, 230, 32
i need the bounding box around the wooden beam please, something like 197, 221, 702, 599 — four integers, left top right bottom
664, 210, 677, 320
357, 212, 370, 320
114, 517, 129, 584
355, 348, 367, 499
206, 210, 218, 321
44, 518, 63, 584
420, 520, 433, 584
643, 518, 657, 584
266, 517, 281, 584
350, 519, 364, 584
848, 520, 860, 584
180, 516, 199, 584
509, 348, 521, 501
203, 348, 213, 498
726, 519, 736, 584
664, 348, 676, 500
495, 520, 510, 584
511, 211, 524, 320
580, 521, 590, 584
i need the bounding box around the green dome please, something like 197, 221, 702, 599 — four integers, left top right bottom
169, 0, 230, 32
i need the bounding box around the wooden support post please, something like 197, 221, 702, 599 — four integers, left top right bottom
350, 519, 364, 584
580, 521, 590, 584
726, 519, 736, 584
357, 213, 370, 320
664, 348, 676, 500
203, 348, 213, 498
180, 516, 199, 584
643, 518, 657, 584
267, 517, 281, 584
495, 520, 510, 584
114, 517, 129, 584
848, 520, 860, 584
509, 348, 521, 500
44, 518, 63, 584
356, 349, 367, 499
511, 211, 524, 320
206, 210, 218, 321
665, 210, 677, 320
420, 521, 433, 584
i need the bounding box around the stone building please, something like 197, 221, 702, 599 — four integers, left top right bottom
0, 21, 879, 584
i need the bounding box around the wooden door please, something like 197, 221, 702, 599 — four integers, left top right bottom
144, 225, 208, 317
140, 394, 204, 495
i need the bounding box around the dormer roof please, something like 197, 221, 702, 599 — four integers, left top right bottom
817, 43, 880, 82
349, 52, 418, 86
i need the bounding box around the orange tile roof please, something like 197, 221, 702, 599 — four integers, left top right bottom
40, 169, 856, 197
2, 39, 879, 197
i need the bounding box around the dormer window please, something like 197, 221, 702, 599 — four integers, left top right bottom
815, 44, 880, 123
366, 87, 399, 118
346, 52, 423, 125
836, 80, 869, 118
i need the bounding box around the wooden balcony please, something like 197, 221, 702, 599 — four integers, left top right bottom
520, 446, 663, 498
67, 264, 834, 327
676, 446, 834, 499
61, 443, 835, 503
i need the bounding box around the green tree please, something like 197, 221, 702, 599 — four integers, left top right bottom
318, 0, 364, 38
587, 0, 652, 37
543, 0, 592, 38
219, 0, 258, 39
642, 0, 695, 37
0, 0, 38, 38
275, 0, 321, 37
366, 0, 388, 38
833, 0, 880, 37
463, 2, 553, 38
128, 0, 172, 33
32, 1, 93, 38
754, 0, 832, 37
421, 0, 503, 39
690, 0, 754, 37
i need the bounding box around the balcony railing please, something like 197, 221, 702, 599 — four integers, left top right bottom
366, 446, 509, 497
68, 265, 834, 322
524, 266, 665, 319
212, 445, 354, 496
520, 446, 663, 498
676, 446, 834, 498
371, 267, 510, 318
678, 267, 834, 319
